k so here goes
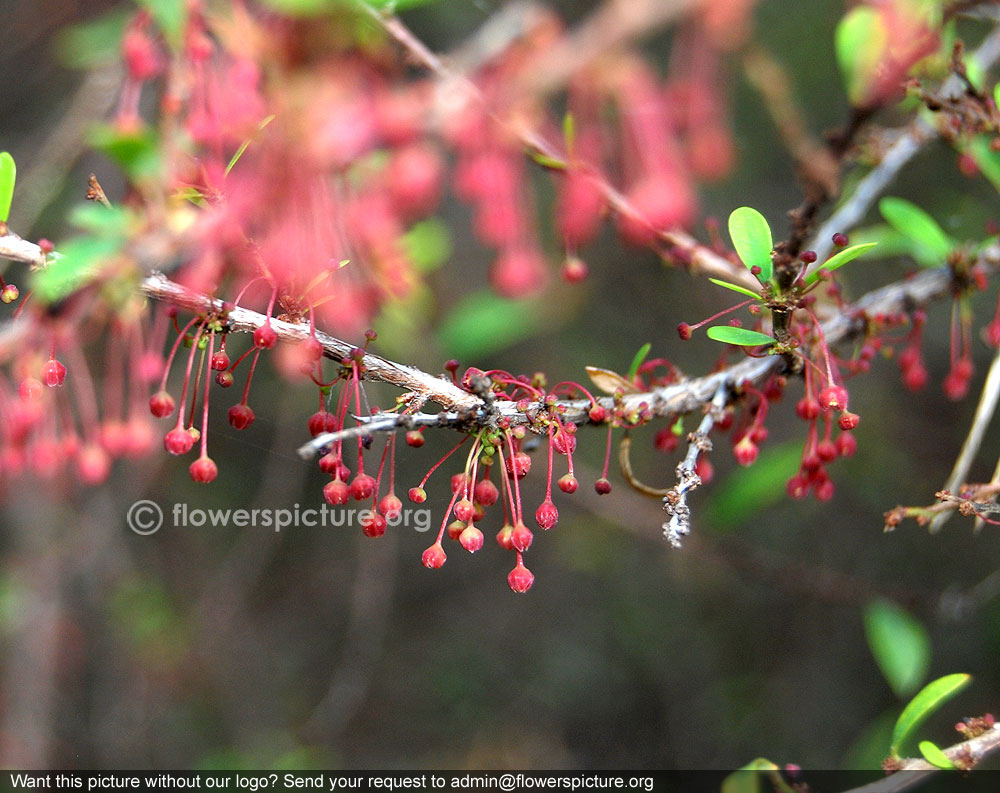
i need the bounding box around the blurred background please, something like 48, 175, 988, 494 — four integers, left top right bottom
2, 0, 1000, 772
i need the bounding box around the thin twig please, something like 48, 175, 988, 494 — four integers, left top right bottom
930, 345, 1000, 532
139, 272, 483, 414
661, 380, 727, 547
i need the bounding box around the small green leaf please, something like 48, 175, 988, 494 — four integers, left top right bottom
706, 326, 774, 347
704, 440, 803, 531
626, 342, 651, 382
68, 204, 132, 237
401, 219, 451, 274
226, 114, 276, 175
967, 135, 1000, 195
528, 151, 566, 171
890, 673, 971, 756
836, 7, 888, 106
708, 278, 762, 299
728, 207, 773, 283
804, 243, 878, 285
89, 124, 162, 183
878, 197, 954, 266
563, 112, 576, 159
437, 290, 544, 359
0, 152, 16, 223
31, 236, 123, 304
918, 741, 956, 770
54, 9, 130, 69
136, 0, 187, 50
864, 598, 930, 698
721, 759, 780, 793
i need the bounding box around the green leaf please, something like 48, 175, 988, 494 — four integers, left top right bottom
967, 135, 1000, 195
563, 112, 576, 159
436, 290, 544, 359
136, 0, 187, 49
68, 204, 133, 237
878, 197, 954, 266
728, 207, 773, 283
706, 326, 774, 347
804, 243, 878, 285
864, 598, 931, 698
0, 152, 15, 224
720, 759, 781, 793
890, 673, 971, 756
840, 225, 916, 259
626, 342, 651, 382
704, 441, 803, 531
528, 151, 566, 171
836, 7, 888, 106
89, 124, 162, 183
31, 236, 123, 304
918, 741, 956, 770
54, 9, 130, 69
708, 278, 762, 299
226, 115, 276, 175
401, 219, 451, 274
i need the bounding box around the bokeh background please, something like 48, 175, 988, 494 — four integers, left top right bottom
2, 0, 1000, 772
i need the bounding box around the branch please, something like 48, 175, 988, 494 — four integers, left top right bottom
661, 381, 728, 547
930, 345, 1000, 532
807, 24, 1000, 263
138, 272, 482, 414
839, 725, 1000, 793
361, 0, 759, 292
144, 245, 999, 461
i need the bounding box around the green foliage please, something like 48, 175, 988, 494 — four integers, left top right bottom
703, 441, 803, 531
563, 112, 576, 159
966, 135, 1000, 195
528, 151, 567, 171
401, 219, 452, 273
843, 709, 899, 769
436, 289, 545, 358
31, 205, 134, 305
721, 759, 795, 793
835, 7, 887, 106
89, 124, 162, 184
0, 152, 15, 224
708, 278, 761, 299
54, 9, 130, 69
225, 115, 276, 175
728, 207, 773, 283
864, 598, 930, 698
918, 740, 956, 769
890, 673, 971, 756
803, 243, 878, 285
135, 0, 187, 48
626, 342, 651, 382
32, 237, 122, 305
705, 326, 774, 347
878, 197, 954, 266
